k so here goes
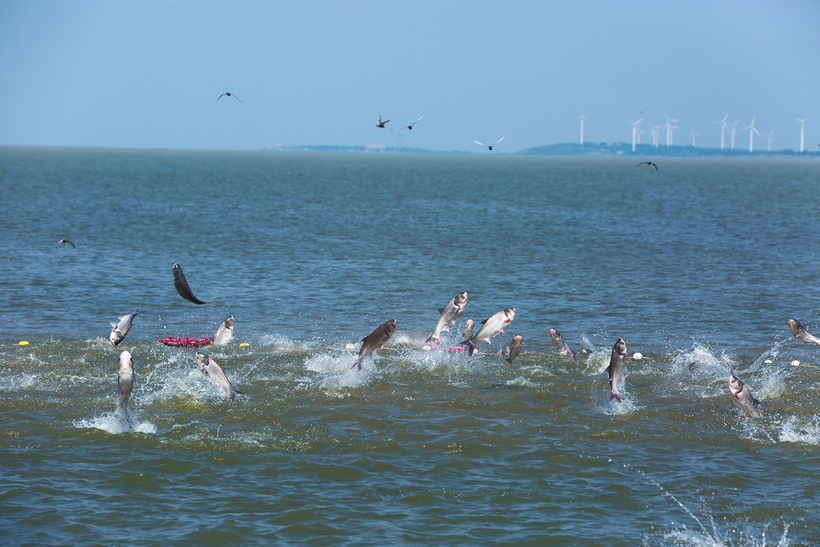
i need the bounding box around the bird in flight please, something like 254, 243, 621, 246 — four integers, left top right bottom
474, 136, 504, 151
399, 115, 424, 130
636, 161, 659, 171
58, 239, 75, 248
376, 116, 390, 128
217, 92, 242, 103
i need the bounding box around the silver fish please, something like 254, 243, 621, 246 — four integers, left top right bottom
549, 329, 577, 363
465, 308, 516, 356
110, 309, 139, 346
462, 319, 475, 341
213, 316, 234, 346
426, 292, 468, 343
497, 334, 523, 364
353, 319, 397, 370
608, 338, 627, 402
729, 375, 761, 418
117, 351, 135, 420
195, 352, 243, 401
172, 263, 212, 305
788, 319, 820, 345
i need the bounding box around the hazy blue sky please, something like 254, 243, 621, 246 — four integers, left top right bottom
1, 1, 818, 152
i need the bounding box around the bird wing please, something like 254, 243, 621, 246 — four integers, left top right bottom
232, 94, 243, 103
217, 93, 227, 100
493, 136, 505, 145
474, 140, 486, 146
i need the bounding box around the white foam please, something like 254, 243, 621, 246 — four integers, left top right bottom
74, 411, 156, 435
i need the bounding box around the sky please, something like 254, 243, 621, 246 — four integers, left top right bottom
1, 1, 819, 153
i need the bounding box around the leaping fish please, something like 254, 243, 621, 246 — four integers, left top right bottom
110, 309, 139, 346
117, 351, 135, 424
496, 334, 523, 365
426, 292, 468, 343
353, 319, 396, 370
729, 375, 761, 418
465, 308, 516, 356
172, 263, 212, 305
549, 329, 577, 363
195, 351, 243, 401
788, 319, 820, 345
462, 319, 475, 341
608, 338, 627, 403
213, 316, 234, 346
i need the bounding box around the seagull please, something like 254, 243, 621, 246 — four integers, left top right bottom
636, 161, 659, 171
474, 136, 504, 151
58, 239, 75, 248
217, 92, 242, 103
392, 116, 424, 131
376, 116, 390, 128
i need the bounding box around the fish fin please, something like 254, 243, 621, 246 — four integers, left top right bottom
110, 322, 118, 328
438, 308, 445, 314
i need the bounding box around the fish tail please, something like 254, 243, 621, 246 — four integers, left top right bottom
466, 342, 477, 357
351, 360, 362, 370
610, 392, 623, 403
425, 334, 440, 344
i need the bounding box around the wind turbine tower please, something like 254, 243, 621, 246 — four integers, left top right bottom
741, 116, 761, 153
578, 115, 586, 145
627, 118, 643, 152
664, 113, 680, 146
765, 131, 774, 152
688, 127, 701, 147
650, 123, 662, 147
796, 118, 808, 152
714, 114, 729, 149
729, 119, 741, 149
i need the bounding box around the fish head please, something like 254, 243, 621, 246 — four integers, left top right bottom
512, 335, 523, 347
729, 375, 744, 395
549, 329, 560, 342
788, 319, 800, 337
384, 319, 397, 336
454, 292, 468, 307
613, 338, 626, 355
110, 329, 124, 346
195, 352, 209, 366
504, 308, 516, 321
224, 316, 234, 329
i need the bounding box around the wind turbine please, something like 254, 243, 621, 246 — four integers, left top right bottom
729, 119, 741, 149
663, 113, 680, 146
650, 123, 662, 147
626, 118, 643, 152
741, 116, 761, 152
713, 114, 729, 149
688, 127, 701, 147
796, 118, 808, 152
765, 131, 774, 152
578, 114, 586, 145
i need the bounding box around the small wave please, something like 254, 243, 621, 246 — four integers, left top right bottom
778, 416, 820, 445
304, 351, 372, 389
73, 411, 156, 435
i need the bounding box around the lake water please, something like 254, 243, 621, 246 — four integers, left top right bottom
1, 147, 819, 545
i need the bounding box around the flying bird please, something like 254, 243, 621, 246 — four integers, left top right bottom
636, 161, 659, 171
58, 239, 75, 248
217, 92, 242, 103
474, 136, 504, 151
393, 115, 424, 130
376, 116, 390, 128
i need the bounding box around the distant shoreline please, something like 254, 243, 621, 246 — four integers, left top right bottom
2, 142, 818, 157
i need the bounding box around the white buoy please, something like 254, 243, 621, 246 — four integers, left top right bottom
632, 352, 643, 360
791, 360, 801, 367
763, 359, 772, 365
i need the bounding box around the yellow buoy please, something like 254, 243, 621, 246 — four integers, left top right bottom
239, 342, 250, 347
18, 340, 30, 346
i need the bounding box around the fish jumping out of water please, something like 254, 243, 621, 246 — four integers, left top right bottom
497, 334, 523, 364
465, 308, 516, 356
376, 116, 390, 128
195, 351, 243, 401
729, 375, 761, 418
117, 351, 135, 424
426, 292, 468, 344
110, 309, 139, 346
172, 263, 212, 305
474, 136, 504, 151
788, 319, 820, 345
213, 316, 234, 346
608, 338, 627, 402
353, 319, 396, 370
462, 319, 475, 341
217, 92, 242, 102
549, 329, 577, 363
